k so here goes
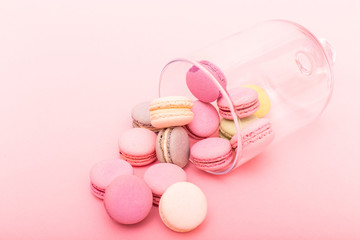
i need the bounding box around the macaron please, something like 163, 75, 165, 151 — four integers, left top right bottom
156, 127, 190, 168
186, 60, 227, 102
89, 158, 133, 199
132, 101, 161, 132
217, 87, 260, 119
118, 128, 157, 166
159, 182, 207, 232
144, 163, 187, 205
243, 84, 271, 118
219, 115, 258, 140
190, 137, 234, 172
230, 118, 275, 162
149, 96, 194, 128
104, 175, 153, 225
184, 100, 220, 139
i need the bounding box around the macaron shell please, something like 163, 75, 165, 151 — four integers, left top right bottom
90, 158, 133, 199
191, 151, 233, 172
159, 182, 207, 232
150, 96, 194, 128
119, 128, 157, 156
132, 101, 152, 126
219, 116, 258, 140
169, 127, 190, 167
217, 87, 260, 119
186, 60, 227, 103
190, 137, 234, 171
218, 87, 258, 107
191, 137, 232, 161
144, 163, 187, 199
156, 127, 190, 168
186, 101, 219, 138
243, 84, 271, 118
231, 118, 274, 162
132, 101, 160, 132
235, 100, 260, 118
104, 175, 153, 225
219, 118, 242, 140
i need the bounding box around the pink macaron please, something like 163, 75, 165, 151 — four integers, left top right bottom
230, 118, 274, 162
118, 128, 157, 166
184, 100, 220, 139
217, 87, 260, 119
186, 60, 227, 103
104, 175, 153, 225
89, 158, 133, 199
190, 137, 234, 172
144, 163, 187, 205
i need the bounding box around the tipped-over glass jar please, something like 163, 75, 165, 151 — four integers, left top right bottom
159, 20, 335, 175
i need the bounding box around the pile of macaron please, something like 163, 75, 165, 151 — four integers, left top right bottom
89, 60, 274, 232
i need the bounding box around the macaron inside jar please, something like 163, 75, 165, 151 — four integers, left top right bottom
186, 60, 227, 103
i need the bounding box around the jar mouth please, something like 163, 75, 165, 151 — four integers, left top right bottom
159, 58, 242, 175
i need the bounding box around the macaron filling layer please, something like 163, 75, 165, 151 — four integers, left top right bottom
132, 119, 160, 132
90, 182, 105, 198
183, 125, 205, 140
218, 99, 260, 118
231, 122, 273, 148
150, 109, 194, 120
153, 193, 161, 205
158, 128, 174, 164
218, 125, 234, 140
149, 100, 193, 111
120, 151, 157, 165
190, 148, 233, 164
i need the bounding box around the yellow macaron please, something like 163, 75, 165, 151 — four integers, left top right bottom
243, 84, 271, 118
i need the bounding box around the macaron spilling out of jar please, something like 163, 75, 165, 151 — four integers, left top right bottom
89, 60, 273, 232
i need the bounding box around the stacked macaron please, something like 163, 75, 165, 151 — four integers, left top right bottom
89, 59, 275, 233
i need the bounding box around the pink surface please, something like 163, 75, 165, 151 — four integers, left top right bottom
0, 1, 359, 239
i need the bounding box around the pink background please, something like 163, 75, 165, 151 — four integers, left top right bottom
1, 0, 359, 239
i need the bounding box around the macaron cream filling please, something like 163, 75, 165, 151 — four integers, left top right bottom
218, 125, 234, 140
159, 128, 174, 164
90, 182, 105, 197
242, 122, 273, 147
150, 109, 194, 120
231, 122, 273, 149
149, 101, 193, 111
120, 151, 157, 163
132, 119, 160, 131
218, 99, 260, 117
183, 125, 204, 140
190, 149, 233, 164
